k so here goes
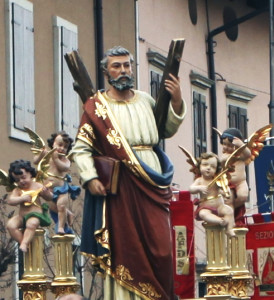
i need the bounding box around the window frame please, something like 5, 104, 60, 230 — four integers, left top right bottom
227, 100, 250, 206
53, 16, 79, 138
5, 0, 35, 141
193, 90, 207, 157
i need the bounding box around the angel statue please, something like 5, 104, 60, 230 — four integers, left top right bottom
179, 145, 247, 236
24, 127, 81, 235
214, 124, 272, 225
1, 157, 53, 252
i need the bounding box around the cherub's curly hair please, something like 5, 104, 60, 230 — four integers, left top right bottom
47, 131, 74, 154
220, 128, 243, 144
8, 160, 36, 183
196, 152, 222, 176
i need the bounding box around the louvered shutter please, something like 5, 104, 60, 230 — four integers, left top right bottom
228, 105, 248, 138
193, 91, 207, 157
12, 3, 35, 130
61, 26, 78, 138
150, 70, 162, 100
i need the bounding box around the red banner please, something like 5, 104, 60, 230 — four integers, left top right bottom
170, 191, 195, 299
246, 221, 274, 299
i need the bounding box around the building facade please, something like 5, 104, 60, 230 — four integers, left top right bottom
0, 0, 271, 298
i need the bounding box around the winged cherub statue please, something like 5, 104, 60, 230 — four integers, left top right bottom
179, 145, 246, 236
213, 124, 272, 224
0, 153, 53, 252
24, 127, 81, 234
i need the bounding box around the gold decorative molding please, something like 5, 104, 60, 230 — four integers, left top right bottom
17, 229, 50, 300
51, 234, 80, 297
203, 223, 229, 271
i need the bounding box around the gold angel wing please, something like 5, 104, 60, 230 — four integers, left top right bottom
224, 143, 247, 170
0, 169, 17, 192
178, 145, 200, 178
24, 126, 46, 154
246, 124, 273, 163
35, 148, 55, 183
207, 145, 247, 198
212, 127, 222, 139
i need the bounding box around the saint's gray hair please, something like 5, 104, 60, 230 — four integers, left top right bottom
100, 46, 134, 71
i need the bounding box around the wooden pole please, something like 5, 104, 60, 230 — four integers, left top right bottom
154, 39, 185, 139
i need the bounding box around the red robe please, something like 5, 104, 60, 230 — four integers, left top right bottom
77, 92, 176, 300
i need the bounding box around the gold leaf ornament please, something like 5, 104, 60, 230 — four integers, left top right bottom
95, 102, 107, 120
116, 265, 134, 281
138, 282, 161, 298
107, 129, 121, 149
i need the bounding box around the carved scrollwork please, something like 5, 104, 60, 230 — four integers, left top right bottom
107, 129, 121, 149
95, 102, 107, 120
139, 282, 161, 298
116, 265, 134, 281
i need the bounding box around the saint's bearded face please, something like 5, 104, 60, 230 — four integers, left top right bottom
107, 73, 134, 91
106, 55, 134, 91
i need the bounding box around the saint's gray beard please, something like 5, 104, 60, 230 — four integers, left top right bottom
108, 74, 134, 91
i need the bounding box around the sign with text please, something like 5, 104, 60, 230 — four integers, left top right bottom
247, 222, 274, 299
170, 191, 194, 299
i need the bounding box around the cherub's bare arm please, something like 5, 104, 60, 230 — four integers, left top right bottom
189, 178, 208, 195
233, 137, 251, 160
51, 150, 71, 172
39, 186, 53, 201
7, 189, 32, 206
33, 147, 48, 165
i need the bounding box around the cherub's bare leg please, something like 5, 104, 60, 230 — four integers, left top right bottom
57, 194, 69, 234
49, 201, 58, 213
218, 204, 235, 237
7, 215, 24, 244
67, 209, 74, 227
234, 181, 249, 208
224, 194, 234, 208
199, 209, 226, 226
20, 217, 40, 252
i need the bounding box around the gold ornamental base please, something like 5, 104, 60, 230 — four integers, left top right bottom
201, 224, 252, 300
17, 229, 50, 300
50, 234, 80, 298
17, 230, 81, 299
17, 279, 51, 300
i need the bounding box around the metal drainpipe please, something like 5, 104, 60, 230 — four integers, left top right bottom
135, 0, 140, 90
269, 0, 274, 140
207, 5, 268, 153
94, 0, 105, 90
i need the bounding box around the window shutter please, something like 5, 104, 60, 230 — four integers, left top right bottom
228, 105, 238, 128
12, 3, 35, 130
61, 26, 78, 138
150, 71, 162, 100
193, 91, 200, 156
200, 95, 207, 153
193, 92, 207, 157
228, 105, 248, 138
239, 107, 248, 139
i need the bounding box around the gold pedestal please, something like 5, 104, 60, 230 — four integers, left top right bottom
203, 223, 229, 271
227, 228, 252, 300
51, 234, 80, 298
201, 225, 253, 300
17, 229, 50, 300
201, 223, 231, 299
